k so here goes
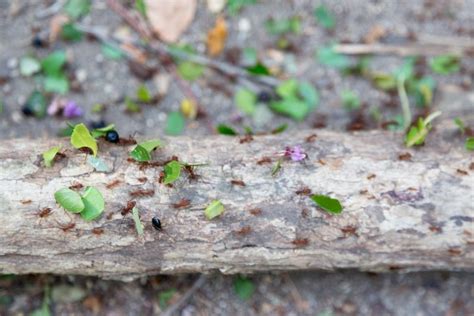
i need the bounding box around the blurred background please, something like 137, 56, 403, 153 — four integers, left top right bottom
0, 0, 473, 315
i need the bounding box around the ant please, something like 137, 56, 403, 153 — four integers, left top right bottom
69, 181, 84, 190
106, 179, 121, 189
230, 179, 246, 187
92, 227, 104, 235
249, 208, 262, 216
37, 207, 53, 218
172, 199, 191, 209
305, 134, 317, 143
138, 177, 148, 183
235, 226, 252, 236
129, 189, 155, 197
121, 200, 137, 216
295, 187, 312, 196
21, 199, 32, 204
57, 221, 76, 232
239, 135, 254, 144
183, 165, 199, 181
257, 157, 272, 165
292, 238, 309, 247
340, 225, 358, 237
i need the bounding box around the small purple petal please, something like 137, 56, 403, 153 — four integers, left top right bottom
63, 101, 83, 118
47, 97, 63, 116
285, 145, 306, 162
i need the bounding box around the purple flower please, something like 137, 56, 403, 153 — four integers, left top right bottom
63, 101, 83, 118
284, 145, 306, 162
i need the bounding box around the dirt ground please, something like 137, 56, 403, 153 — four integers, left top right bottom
0, 0, 473, 315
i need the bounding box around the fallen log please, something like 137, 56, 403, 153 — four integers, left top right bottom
0, 122, 473, 280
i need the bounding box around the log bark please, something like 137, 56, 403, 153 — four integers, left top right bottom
0, 122, 473, 280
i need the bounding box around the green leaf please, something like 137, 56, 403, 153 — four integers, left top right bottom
51, 285, 86, 304
54, 188, 85, 213
163, 160, 182, 184
158, 289, 177, 308
316, 45, 350, 69
125, 97, 141, 113
41, 51, 66, 76
132, 207, 144, 235
130, 145, 151, 162
24, 91, 47, 118
341, 90, 361, 111
217, 124, 238, 136
135, 0, 147, 16
429, 55, 460, 75
87, 156, 110, 172
80, 186, 105, 221
204, 200, 225, 220
43, 146, 61, 167
276, 79, 298, 99
314, 5, 335, 29
298, 81, 319, 111
394, 57, 415, 80
90, 124, 116, 138
246, 62, 271, 76
405, 111, 441, 147
101, 43, 124, 60
61, 23, 83, 41
242, 47, 257, 66
465, 137, 474, 151
177, 61, 205, 81
265, 16, 301, 35
136, 84, 152, 102
139, 139, 162, 152
44, 74, 69, 94
70, 123, 98, 156
20, 56, 41, 77
271, 123, 288, 134
454, 118, 465, 134
413, 76, 435, 107
270, 97, 308, 121
235, 88, 257, 115
311, 194, 343, 214
227, 0, 256, 15
234, 276, 255, 300
165, 111, 186, 135
371, 73, 397, 91
65, 0, 91, 19
271, 158, 282, 176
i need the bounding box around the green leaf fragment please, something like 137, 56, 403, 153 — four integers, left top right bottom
125, 97, 141, 113
341, 90, 361, 111
91, 124, 116, 138
80, 186, 105, 221
139, 139, 162, 152
465, 137, 474, 151
217, 124, 238, 136
65, 0, 91, 19
158, 289, 177, 308
271, 123, 288, 134
227, 0, 256, 15
405, 111, 442, 147
204, 200, 225, 220
130, 145, 151, 162
87, 156, 110, 172
314, 5, 336, 29
101, 43, 124, 59
276, 79, 298, 99
135, 0, 147, 16
177, 61, 205, 81
43, 146, 61, 167
297, 81, 319, 111
234, 276, 255, 300
235, 88, 257, 115
61, 23, 84, 41
20, 56, 41, 76
270, 98, 308, 121
54, 188, 84, 213
132, 207, 144, 235
70, 123, 98, 156
429, 55, 460, 75
311, 194, 343, 214
41, 51, 67, 76
44, 74, 69, 94
454, 118, 465, 134
163, 160, 182, 184
24, 91, 47, 118
316, 46, 350, 69
265, 16, 301, 35
165, 111, 186, 135
136, 84, 152, 102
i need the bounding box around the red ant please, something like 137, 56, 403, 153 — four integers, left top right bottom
92, 227, 104, 235
295, 187, 311, 196
21, 199, 32, 205
106, 179, 121, 189
305, 134, 317, 143
37, 207, 53, 218
129, 189, 155, 197
235, 226, 252, 236
239, 135, 254, 144
257, 157, 272, 165
292, 238, 309, 247
172, 199, 191, 209
249, 208, 262, 216
69, 181, 83, 190
121, 200, 137, 216
230, 179, 246, 187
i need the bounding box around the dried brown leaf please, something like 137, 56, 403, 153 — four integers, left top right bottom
206, 16, 228, 56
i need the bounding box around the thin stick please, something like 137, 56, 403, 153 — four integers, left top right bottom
334, 43, 470, 57
161, 275, 207, 316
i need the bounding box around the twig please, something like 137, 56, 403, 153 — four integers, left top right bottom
105, 0, 280, 88
334, 43, 471, 57
161, 275, 207, 316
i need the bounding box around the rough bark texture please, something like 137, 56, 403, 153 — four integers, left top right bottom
0, 122, 473, 280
